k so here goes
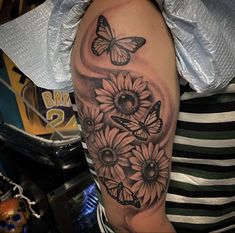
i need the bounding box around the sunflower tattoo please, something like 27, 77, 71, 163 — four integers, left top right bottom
88, 126, 134, 180
79, 105, 104, 142
95, 72, 152, 120
129, 143, 170, 206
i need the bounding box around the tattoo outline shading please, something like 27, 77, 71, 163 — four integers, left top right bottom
99, 176, 141, 208
87, 126, 134, 180
129, 143, 170, 206
111, 101, 163, 141
75, 12, 172, 209
78, 105, 104, 142
95, 72, 152, 120
91, 15, 146, 66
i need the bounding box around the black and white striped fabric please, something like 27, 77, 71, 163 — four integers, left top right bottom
71, 77, 235, 233
166, 78, 235, 233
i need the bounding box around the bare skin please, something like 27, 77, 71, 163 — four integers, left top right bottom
71, 0, 179, 232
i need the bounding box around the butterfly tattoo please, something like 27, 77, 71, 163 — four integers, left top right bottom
99, 176, 141, 208
111, 101, 163, 141
91, 15, 146, 66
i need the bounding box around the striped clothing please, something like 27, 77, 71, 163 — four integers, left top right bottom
167, 78, 235, 233
73, 77, 235, 233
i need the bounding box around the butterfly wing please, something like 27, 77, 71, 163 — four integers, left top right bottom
111, 116, 139, 131
99, 176, 141, 208
144, 101, 163, 134
110, 44, 131, 66
92, 15, 113, 56
111, 116, 148, 141
92, 15, 146, 65
116, 37, 146, 53
99, 176, 120, 200
110, 37, 146, 66
96, 15, 113, 41
92, 37, 110, 56
118, 184, 141, 208
132, 128, 149, 141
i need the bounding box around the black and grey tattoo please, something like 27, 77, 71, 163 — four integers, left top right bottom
95, 72, 152, 120
129, 143, 169, 206
99, 176, 141, 208
111, 101, 163, 141
78, 105, 104, 142
91, 15, 146, 66
74, 14, 171, 210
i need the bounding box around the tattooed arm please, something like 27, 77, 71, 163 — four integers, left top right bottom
71, 0, 179, 232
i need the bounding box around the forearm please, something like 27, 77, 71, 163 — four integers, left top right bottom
71, 0, 179, 232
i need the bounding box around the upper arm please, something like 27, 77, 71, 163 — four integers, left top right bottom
71, 0, 179, 232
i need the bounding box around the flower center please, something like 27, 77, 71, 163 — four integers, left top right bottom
99, 148, 118, 166
83, 118, 95, 132
114, 90, 139, 115
142, 160, 159, 181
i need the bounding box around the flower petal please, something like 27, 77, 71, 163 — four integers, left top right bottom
156, 183, 162, 200
132, 77, 143, 90
148, 143, 154, 158
157, 149, 165, 161
90, 133, 95, 142
153, 144, 160, 158
139, 90, 151, 99
99, 131, 107, 146
158, 159, 169, 170
102, 79, 118, 94
140, 100, 152, 107
158, 177, 167, 186
142, 184, 151, 205
95, 123, 103, 130
129, 157, 141, 166
117, 73, 125, 90
159, 170, 169, 179
149, 184, 157, 204
95, 161, 103, 170
109, 73, 117, 85
100, 103, 115, 112
114, 164, 126, 180
129, 172, 142, 181
107, 127, 119, 147
94, 134, 103, 149
134, 82, 147, 93
112, 131, 129, 149
131, 164, 142, 171
141, 143, 150, 160
96, 95, 113, 104
115, 135, 134, 150
139, 183, 148, 200
131, 180, 143, 193
118, 158, 129, 167
110, 167, 116, 178
93, 107, 100, 118
125, 73, 133, 90
95, 88, 113, 97
95, 112, 103, 124
118, 145, 134, 155
98, 166, 106, 177
132, 149, 145, 162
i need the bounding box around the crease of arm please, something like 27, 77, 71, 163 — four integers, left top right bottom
71, 0, 179, 232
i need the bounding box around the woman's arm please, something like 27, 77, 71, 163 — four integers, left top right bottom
71, 0, 179, 232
